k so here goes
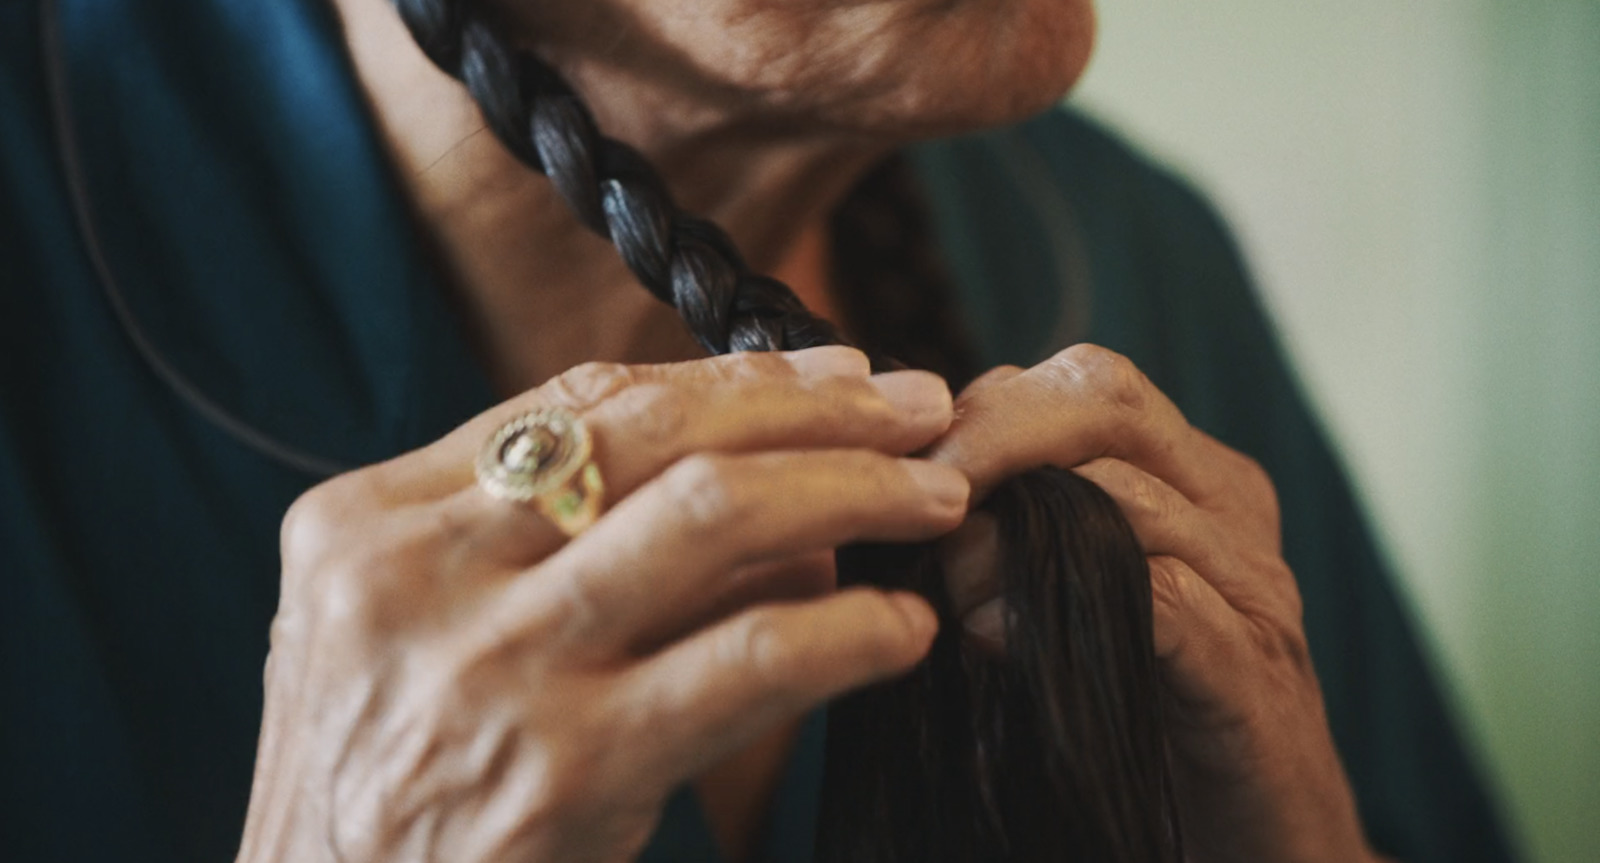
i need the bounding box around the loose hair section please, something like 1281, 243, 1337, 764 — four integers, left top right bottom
822, 469, 1179, 862
393, 2, 1182, 860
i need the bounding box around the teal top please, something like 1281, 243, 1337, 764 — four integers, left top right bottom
0, 0, 1516, 860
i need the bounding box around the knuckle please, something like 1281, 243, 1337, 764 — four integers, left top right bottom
609, 382, 690, 447
279, 478, 356, 571
1123, 466, 1170, 521
1147, 555, 1195, 616
832, 377, 901, 429
727, 609, 794, 686
280, 471, 434, 638
309, 520, 435, 636
1049, 343, 1149, 412
1086, 460, 1173, 524
545, 361, 638, 411
665, 454, 750, 533
541, 562, 608, 640
313, 552, 389, 634
1215, 447, 1284, 541
1238, 452, 1281, 511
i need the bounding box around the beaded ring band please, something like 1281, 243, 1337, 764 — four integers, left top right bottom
475, 407, 606, 537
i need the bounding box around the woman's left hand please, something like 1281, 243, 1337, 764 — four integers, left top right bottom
926, 344, 1382, 863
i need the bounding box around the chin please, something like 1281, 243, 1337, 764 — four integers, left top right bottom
557, 0, 1098, 142
809, 0, 1101, 139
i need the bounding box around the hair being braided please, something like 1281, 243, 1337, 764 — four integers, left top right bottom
394, 2, 1181, 860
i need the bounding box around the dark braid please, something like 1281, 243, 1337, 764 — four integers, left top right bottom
394, 2, 1181, 861
395, 0, 843, 358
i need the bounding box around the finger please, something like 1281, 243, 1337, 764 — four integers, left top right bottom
613, 551, 841, 657
616, 586, 938, 789
1148, 554, 1256, 709
403, 350, 955, 562
1076, 458, 1298, 616
928, 344, 1245, 505
937, 512, 1002, 617
489, 449, 968, 658
661, 550, 839, 651
576, 362, 956, 488
410, 347, 948, 498
935, 513, 1009, 652
1074, 458, 1229, 586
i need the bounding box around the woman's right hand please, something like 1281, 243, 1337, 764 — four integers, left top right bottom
234, 347, 967, 863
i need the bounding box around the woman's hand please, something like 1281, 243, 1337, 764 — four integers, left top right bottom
235, 347, 968, 863
928, 344, 1380, 863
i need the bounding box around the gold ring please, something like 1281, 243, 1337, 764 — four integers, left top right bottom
475, 407, 606, 537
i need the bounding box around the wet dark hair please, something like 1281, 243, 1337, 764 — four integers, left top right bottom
393, 2, 1182, 860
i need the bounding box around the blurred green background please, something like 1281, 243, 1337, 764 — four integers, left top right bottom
1071, 3, 1599, 861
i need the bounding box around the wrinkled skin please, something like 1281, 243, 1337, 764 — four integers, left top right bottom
238, 349, 966, 863
933, 346, 1380, 863
240, 0, 1386, 860
514, 0, 1097, 138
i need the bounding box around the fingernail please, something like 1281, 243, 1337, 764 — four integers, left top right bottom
961, 598, 1007, 654
938, 514, 1001, 611
872, 371, 953, 423
891, 592, 939, 642
903, 459, 970, 513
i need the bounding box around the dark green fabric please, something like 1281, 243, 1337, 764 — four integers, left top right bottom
0, 0, 1514, 861
913, 120, 1518, 862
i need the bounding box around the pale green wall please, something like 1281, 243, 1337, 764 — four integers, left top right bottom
1072, 3, 1600, 861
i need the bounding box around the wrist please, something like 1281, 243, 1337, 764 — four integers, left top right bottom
1173, 673, 1373, 863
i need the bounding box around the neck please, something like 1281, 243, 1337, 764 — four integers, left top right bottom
331, 0, 883, 395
